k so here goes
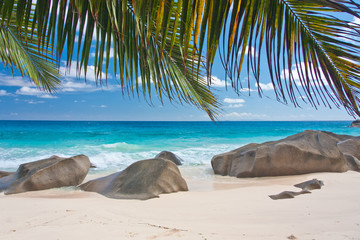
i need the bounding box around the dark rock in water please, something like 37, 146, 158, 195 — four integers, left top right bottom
0, 155, 91, 195
90, 162, 97, 168
155, 151, 183, 165
294, 179, 324, 190
0, 171, 13, 179
212, 130, 360, 178
80, 158, 188, 200
350, 120, 360, 128
269, 190, 311, 200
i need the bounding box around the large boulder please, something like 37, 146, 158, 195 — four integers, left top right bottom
80, 158, 188, 200
0, 155, 91, 195
155, 151, 183, 165
350, 120, 360, 127
212, 130, 360, 178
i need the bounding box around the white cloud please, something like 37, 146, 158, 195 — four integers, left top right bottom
256, 82, 274, 91
224, 98, 245, 104
60, 81, 97, 92
59, 63, 121, 93
245, 46, 256, 56
222, 112, 267, 120
236, 46, 257, 57
353, 17, 360, 25
226, 104, 244, 108
204, 76, 230, 87
223, 98, 245, 108
91, 48, 114, 59
61, 64, 102, 83
25, 100, 45, 104
10, 112, 18, 116
0, 89, 10, 96
92, 104, 107, 108
239, 88, 256, 93
15, 87, 58, 99
281, 62, 328, 88
0, 73, 33, 87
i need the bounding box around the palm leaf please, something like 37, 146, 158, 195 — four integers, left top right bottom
4, 0, 360, 119
202, 0, 360, 116
3, 0, 220, 119
0, 7, 60, 92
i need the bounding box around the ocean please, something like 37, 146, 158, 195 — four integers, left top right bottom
1, 121, 359, 176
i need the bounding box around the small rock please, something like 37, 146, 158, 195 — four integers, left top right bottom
294, 179, 324, 191
269, 190, 311, 200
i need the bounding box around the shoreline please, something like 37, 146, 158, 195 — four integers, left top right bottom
1, 169, 359, 240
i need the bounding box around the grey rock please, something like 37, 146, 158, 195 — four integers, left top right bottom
269, 189, 311, 200
0, 155, 90, 195
155, 151, 183, 165
212, 130, 360, 178
270, 178, 323, 200
0, 171, 13, 179
294, 179, 324, 191
350, 120, 360, 127
80, 158, 188, 200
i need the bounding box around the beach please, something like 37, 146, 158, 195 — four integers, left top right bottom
1, 168, 359, 240
1, 121, 360, 239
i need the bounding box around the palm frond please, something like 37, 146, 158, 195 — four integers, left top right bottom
5, 0, 220, 119
0, 23, 60, 92
4, 0, 360, 118
214, 0, 360, 116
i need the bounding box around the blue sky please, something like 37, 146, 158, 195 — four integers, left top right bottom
0, 16, 358, 121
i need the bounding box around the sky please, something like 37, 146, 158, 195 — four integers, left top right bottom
0, 13, 358, 121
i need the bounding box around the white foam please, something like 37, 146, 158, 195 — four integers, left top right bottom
0, 143, 242, 173
101, 142, 141, 152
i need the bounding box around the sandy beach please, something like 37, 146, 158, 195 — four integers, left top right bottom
0, 168, 359, 240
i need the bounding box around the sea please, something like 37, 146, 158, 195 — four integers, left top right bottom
1, 121, 359, 177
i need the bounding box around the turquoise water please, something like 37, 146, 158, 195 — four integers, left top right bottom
0, 121, 359, 172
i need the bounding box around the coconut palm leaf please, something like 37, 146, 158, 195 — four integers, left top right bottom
195, 0, 360, 116
0, 3, 60, 92
3, 0, 360, 118
1, 0, 219, 119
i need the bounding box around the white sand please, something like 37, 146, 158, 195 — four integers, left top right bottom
0, 170, 360, 240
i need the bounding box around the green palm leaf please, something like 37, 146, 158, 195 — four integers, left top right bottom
2, 0, 360, 118
198, 0, 360, 116
3, 0, 220, 119
0, 3, 60, 92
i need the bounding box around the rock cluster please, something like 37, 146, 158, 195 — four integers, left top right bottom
269, 179, 324, 200
0, 152, 188, 200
